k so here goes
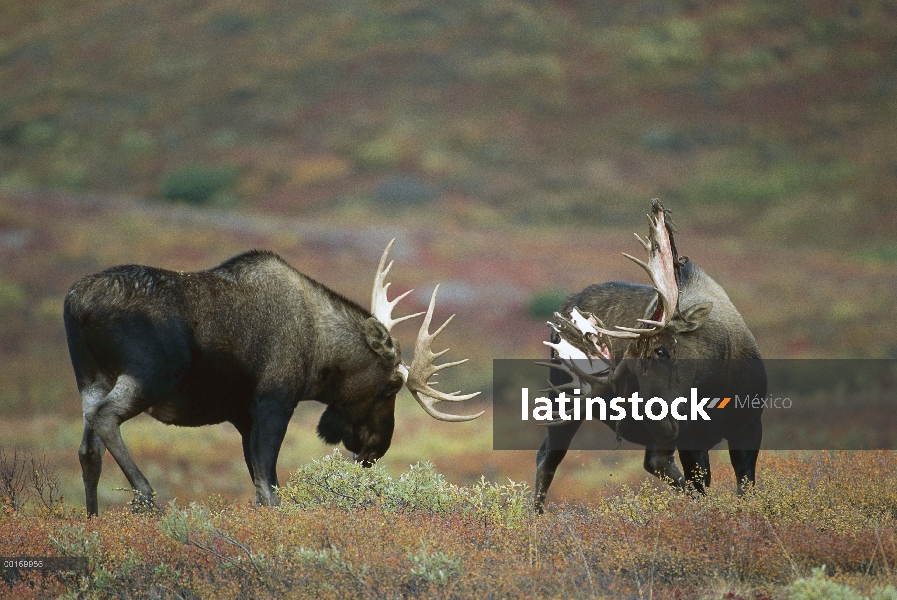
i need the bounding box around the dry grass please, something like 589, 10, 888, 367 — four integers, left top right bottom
3, 451, 897, 598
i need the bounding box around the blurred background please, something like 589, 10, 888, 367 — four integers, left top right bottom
1, 0, 896, 512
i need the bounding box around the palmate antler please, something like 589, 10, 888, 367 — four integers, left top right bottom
617, 198, 680, 336
567, 199, 681, 343
372, 239, 425, 331
372, 240, 483, 422
401, 287, 484, 421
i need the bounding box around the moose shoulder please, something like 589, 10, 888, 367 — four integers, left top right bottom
64, 242, 481, 516
535, 201, 765, 512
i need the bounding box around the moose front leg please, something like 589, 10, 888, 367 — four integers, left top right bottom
232, 419, 255, 484
678, 449, 711, 493
643, 445, 685, 489
534, 418, 583, 514
246, 394, 294, 506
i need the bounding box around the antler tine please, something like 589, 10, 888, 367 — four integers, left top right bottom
592, 323, 642, 339
371, 239, 425, 332
535, 361, 589, 396
400, 285, 483, 422
531, 368, 580, 426
538, 377, 579, 426
536, 358, 610, 390
533, 359, 613, 426
622, 251, 650, 274
538, 381, 579, 394
634, 232, 651, 253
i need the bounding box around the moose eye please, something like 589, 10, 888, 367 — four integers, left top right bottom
653, 346, 671, 360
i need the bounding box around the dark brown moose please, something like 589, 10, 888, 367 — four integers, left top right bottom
535, 201, 765, 513
64, 240, 482, 516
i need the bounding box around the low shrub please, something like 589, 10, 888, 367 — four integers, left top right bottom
788, 567, 897, 600
159, 164, 239, 205
527, 288, 569, 319
278, 450, 530, 528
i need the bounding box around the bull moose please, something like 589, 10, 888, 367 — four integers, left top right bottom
535, 200, 765, 512
64, 240, 482, 516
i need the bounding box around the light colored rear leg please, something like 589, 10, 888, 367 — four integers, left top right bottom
78, 417, 106, 517
82, 376, 155, 511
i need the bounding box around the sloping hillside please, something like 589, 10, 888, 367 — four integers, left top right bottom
1, 0, 896, 247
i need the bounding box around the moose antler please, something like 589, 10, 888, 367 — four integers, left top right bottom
372, 239, 483, 422
544, 308, 614, 360
372, 239, 425, 332
563, 199, 681, 343
615, 198, 680, 336
539, 200, 681, 418
400, 286, 484, 422
535, 307, 615, 424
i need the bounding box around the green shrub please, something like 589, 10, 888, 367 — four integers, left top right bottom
407, 542, 462, 586
527, 288, 569, 320
159, 164, 238, 205
0, 277, 25, 312
787, 566, 897, 600
278, 451, 530, 528
278, 451, 460, 513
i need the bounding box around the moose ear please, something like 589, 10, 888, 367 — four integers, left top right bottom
365, 317, 396, 358
670, 302, 713, 333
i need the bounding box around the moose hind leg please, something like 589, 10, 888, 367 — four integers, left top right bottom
728, 421, 762, 495
78, 419, 106, 517
82, 376, 155, 510
728, 448, 759, 495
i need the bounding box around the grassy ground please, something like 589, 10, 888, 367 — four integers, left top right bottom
4, 451, 897, 598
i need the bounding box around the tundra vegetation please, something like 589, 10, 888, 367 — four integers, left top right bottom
4, 449, 897, 598
2, 0, 897, 597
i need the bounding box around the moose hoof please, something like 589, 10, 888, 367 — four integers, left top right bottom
129, 491, 157, 514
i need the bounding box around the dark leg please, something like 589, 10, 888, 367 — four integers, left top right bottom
78, 418, 107, 517
643, 444, 685, 489
247, 396, 294, 506
233, 421, 255, 483
728, 421, 762, 495
534, 419, 583, 514
678, 449, 711, 494
82, 375, 156, 511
